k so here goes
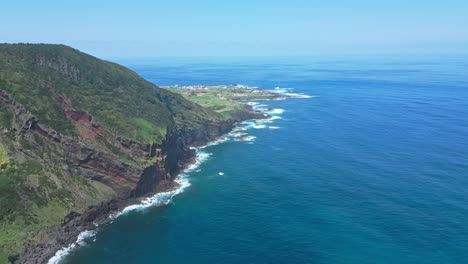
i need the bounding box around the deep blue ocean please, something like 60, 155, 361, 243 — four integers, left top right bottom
61, 55, 468, 264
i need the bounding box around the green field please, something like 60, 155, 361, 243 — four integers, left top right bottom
164, 85, 282, 119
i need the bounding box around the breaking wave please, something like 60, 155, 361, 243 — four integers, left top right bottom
47, 149, 212, 264
48, 230, 97, 264
271, 86, 315, 99
265, 108, 285, 115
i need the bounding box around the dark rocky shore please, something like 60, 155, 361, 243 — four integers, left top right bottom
13, 104, 264, 264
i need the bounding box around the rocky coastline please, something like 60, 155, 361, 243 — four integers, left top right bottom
12, 102, 265, 264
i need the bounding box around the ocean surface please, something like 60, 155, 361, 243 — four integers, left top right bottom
60, 55, 468, 264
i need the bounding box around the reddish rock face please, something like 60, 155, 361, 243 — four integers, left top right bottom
66, 110, 90, 122
66, 110, 103, 142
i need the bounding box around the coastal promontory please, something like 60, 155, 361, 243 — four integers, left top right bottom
0, 44, 263, 263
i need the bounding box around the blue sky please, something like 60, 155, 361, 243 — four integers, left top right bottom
1, 0, 468, 57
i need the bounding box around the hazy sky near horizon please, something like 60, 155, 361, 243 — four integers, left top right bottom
2, 0, 468, 58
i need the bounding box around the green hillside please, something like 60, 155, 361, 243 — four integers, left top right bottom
0, 44, 221, 144
0, 44, 226, 263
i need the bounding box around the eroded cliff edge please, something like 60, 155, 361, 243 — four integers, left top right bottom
0, 44, 263, 263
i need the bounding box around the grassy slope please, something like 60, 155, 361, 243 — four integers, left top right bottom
0, 44, 223, 262
0, 44, 170, 143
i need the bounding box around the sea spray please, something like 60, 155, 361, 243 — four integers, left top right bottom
48, 230, 97, 264
46, 150, 212, 264
113, 150, 212, 218
271, 86, 315, 99
265, 108, 285, 115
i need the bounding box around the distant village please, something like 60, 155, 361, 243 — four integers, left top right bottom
164, 84, 266, 99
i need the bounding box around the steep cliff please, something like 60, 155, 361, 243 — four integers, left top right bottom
0, 44, 261, 263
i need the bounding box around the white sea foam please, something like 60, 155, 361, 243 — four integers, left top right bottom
283, 93, 315, 98
241, 120, 255, 124
184, 151, 213, 173
265, 108, 285, 115
48, 230, 97, 264
114, 150, 213, 218
252, 106, 267, 112
240, 120, 256, 127
115, 179, 190, 217
262, 116, 282, 124
235, 84, 258, 89
232, 126, 248, 132
272, 87, 291, 93
269, 126, 281, 129
200, 136, 230, 148
252, 124, 267, 129
234, 135, 257, 142
270, 87, 315, 99
231, 132, 248, 138
218, 172, 225, 176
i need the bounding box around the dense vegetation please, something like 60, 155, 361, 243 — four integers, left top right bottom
0, 44, 221, 144
0, 44, 225, 263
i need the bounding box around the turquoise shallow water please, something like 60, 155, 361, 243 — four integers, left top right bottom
62, 55, 468, 264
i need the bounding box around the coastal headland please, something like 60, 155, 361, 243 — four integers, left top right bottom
0, 44, 286, 264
